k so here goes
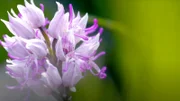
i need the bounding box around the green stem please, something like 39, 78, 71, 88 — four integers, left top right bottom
39, 27, 55, 57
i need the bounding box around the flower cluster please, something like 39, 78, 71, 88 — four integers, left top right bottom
0, 0, 107, 98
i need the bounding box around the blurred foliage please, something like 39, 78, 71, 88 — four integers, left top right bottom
111, 0, 180, 101
0, 0, 180, 101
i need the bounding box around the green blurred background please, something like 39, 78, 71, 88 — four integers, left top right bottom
0, 0, 180, 101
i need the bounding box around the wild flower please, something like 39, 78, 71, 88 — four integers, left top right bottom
0, 0, 107, 100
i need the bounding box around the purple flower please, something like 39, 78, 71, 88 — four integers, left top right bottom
17, 0, 45, 28
1, 10, 35, 39
1, 35, 29, 59
48, 2, 65, 38
1, 0, 107, 100
62, 59, 83, 88
25, 39, 48, 59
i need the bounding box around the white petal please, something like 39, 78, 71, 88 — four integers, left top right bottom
78, 13, 88, 29
67, 31, 76, 49
7, 11, 35, 38
62, 60, 83, 87
1, 19, 17, 36
26, 5, 45, 27
30, 0, 35, 6
17, 5, 27, 18
42, 60, 62, 90
71, 63, 83, 86
56, 37, 65, 61
26, 39, 47, 59
72, 12, 81, 25
48, 2, 64, 38
24, 0, 30, 7
62, 31, 76, 53
6, 59, 26, 77
59, 13, 69, 37
76, 34, 100, 56
27, 79, 51, 96
62, 61, 74, 87
56, 2, 64, 11
18, 0, 45, 28
2, 36, 29, 58
10, 9, 19, 18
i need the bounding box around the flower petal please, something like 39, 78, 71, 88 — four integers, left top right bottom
62, 60, 83, 87
78, 13, 88, 29
76, 34, 100, 56
48, 2, 64, 38
26, 39, 47, 59
17, 0, 45, 28
6, 11, 35, 39
41, 60, 62, 90
27, 79, 51, 96
56, 37, 66, 61
1, 36, 29, 58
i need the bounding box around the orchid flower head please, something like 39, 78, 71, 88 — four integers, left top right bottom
0, 0, 107, 100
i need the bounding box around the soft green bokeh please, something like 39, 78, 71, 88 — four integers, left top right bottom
111, 0, 180, 101
0, 0, 180, 101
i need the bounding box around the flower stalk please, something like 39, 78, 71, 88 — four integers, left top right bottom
39, 27, 54, 57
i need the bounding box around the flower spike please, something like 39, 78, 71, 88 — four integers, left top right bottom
1, 1, 107, 100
